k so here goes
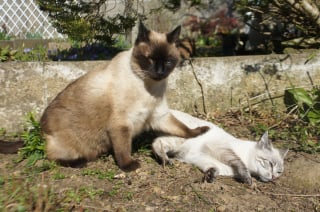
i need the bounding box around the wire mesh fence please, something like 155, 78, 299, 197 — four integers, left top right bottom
0, 0, 63, 39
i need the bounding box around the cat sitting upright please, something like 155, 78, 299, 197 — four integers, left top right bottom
152, 110, 289, 185
39, 23, 209, 171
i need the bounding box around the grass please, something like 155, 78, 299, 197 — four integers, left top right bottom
81, 168, 115, 181
0, 96, 319, 210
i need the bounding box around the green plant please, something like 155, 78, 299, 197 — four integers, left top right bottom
81, 169, 115, 181
0, 46, 17, 61
0, 128, 6, 136
108, 182, 122, 197
0, 31, 12, 40
284, 87, 320, 125
19, 112, 45, 166
36, 0, 139, 45
25, 31, 43, 39
15, 45, 48, 61
113, 35, 131, 49
0, 175, 56, 211
53, 172, 65, 180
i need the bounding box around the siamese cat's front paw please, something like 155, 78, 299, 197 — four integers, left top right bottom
203, 168, 216, 183
120, 160, 141, 172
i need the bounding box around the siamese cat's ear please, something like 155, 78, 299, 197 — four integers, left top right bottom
135, 21, 150, 44
257, 131, 272, 150
167, 25, 181, 43
279, 148, 289, 159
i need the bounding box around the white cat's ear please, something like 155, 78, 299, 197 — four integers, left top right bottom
167, 25, 181, 43
135, 21, 150, 44
257, 131, 272, 150
279, 148, 289, 159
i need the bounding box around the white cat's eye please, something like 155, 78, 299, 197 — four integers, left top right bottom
269, 161, 274, 168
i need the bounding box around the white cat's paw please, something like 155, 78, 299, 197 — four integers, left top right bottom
202, 168, 217, 183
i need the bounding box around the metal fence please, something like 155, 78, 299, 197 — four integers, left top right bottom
0, 0, 63, 39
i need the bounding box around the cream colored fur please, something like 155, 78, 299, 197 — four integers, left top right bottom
40, 23, 209, 171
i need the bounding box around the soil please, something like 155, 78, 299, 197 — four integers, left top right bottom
0, 112, 320, 211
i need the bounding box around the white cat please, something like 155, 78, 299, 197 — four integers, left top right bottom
152, 110, 289, 185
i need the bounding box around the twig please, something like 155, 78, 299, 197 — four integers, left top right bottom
262, 191, 320, 197
257, 70, 274, 106
60, 203, 108, 211
237, 94, 284, 111
306, 71, 315, 88
188, 60, 207, 115
269, 105, 298, 130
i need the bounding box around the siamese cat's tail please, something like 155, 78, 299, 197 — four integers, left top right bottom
0, 140, 24, 154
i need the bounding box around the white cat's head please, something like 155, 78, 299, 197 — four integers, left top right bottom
253, 131, 289, 182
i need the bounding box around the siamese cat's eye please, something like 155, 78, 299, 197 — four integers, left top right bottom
165, 60, 172, 66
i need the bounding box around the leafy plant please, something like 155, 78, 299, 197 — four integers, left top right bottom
81, 169, 115, 181
15, 45, 48, 61
0, 46, 17, 61
25, 31, 43, 39
19, 112, 45, 166
0, 31, 12, 40
36, 0, 139, 45
284, 87, 320, 125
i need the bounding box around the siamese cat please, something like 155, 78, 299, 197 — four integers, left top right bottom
152, 110, 289, 184
38, 23, 209, 171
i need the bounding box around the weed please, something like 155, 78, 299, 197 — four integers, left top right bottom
0, 174, 56, 211
0, 128, 6, 136
81, 168, 115, 181
124, 191, 134, 201
108, 182, 122, 197
65, 186, 104, 204
78, 187, 104, 200
53, 171, 66, 180
65, 189, 81, 204
0, 46, 17, 61
25, 32, 43, 39
113, 35, 131, 49
0, 31, 12, 40
282, 87, 320, 152
15, 45, 48, 61
19, 112, 45, 166
284, 87, 320, 125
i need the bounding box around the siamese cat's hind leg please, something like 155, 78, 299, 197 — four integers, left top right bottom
45, 134, 88, 167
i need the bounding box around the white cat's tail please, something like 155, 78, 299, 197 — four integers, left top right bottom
152, 136, 185, 165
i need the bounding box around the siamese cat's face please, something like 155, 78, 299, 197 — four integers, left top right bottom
254, 132, 289, 182
132, 22, 181, 81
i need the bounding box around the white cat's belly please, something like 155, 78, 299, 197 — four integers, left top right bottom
180, 150, 234, 177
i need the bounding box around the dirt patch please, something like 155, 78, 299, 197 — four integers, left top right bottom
0, 112, 319, 211
0, 150, 320, 211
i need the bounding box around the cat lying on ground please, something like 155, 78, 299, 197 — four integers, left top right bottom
152, 110, 289, 185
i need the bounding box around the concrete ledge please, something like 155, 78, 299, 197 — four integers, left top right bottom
1, 53, 319, 133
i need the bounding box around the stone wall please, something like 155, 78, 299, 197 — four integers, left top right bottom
1, 53, 319, 133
